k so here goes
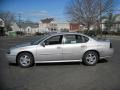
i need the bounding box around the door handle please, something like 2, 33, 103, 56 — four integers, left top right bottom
81, 45, 86, 48
57, 47, 61, 49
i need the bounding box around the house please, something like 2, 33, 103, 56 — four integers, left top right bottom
112, 15, 120, 32
10, 18, 85, 35
11, 21, 39, 35
101, 14, 120, 32
69, 23, 80, 32
18, 22, 39, 34
11, 22, 20, 32
39, 20, 70, 32
0, 18, 5, 36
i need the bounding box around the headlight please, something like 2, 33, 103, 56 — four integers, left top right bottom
110, 42, 112, 48
6, 49, 11, 54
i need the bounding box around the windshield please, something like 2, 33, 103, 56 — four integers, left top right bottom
31, 35, 49, 45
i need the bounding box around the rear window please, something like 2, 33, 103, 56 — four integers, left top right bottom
82, 36, 89, 43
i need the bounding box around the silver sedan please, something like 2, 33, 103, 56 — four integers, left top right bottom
6, 33, 114, 68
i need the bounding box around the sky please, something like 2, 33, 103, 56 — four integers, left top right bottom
0, 0, 120, 22
0, 0, 69, 22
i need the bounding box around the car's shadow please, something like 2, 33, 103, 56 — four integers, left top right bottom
36, 62, 81, 66
9, 63, 18, 66
8, 59, 108, 67
36, 59, 108, 66
98, 59, 108, 63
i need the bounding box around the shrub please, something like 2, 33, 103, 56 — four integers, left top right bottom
34, 32, 44, 36
102, 31, 108, 35
84, 30, 97, 37
16, 31, 25, 36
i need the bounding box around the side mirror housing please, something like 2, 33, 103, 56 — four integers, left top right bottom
41, 42, 45, 47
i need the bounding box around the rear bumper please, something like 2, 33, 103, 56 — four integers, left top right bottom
6, 54, 16, 63
100, 48, 114, 59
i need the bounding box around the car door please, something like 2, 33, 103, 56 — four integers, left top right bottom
36, 35, 63, 61
62, 34, 87, 60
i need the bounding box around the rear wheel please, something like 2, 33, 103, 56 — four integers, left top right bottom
17, 52, 34, 68
83, 51, 98, 66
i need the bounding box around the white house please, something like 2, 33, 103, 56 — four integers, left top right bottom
11, 22, 20, 31
39, 20, 70, 32
101, 14, 120, 32
0, 18, 5, 28
11, 22, 39, 34
0, 18, 5, 36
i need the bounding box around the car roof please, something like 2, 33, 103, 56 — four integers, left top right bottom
47, 32, 94, 41
48, 32, 86, 36
51, 32, 93, 39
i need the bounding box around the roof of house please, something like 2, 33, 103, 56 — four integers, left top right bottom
17, 22, 39, 29
41, 18, 54, 23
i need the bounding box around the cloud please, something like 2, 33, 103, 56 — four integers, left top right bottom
16, 10, 48, 17
29, 10, 48, 17
15, 10, 65, 22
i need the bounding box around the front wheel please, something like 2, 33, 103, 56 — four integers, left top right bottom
17, 52, 34, 68
83, 51, 99, 66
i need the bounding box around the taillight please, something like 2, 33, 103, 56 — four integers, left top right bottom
110, 42, 112, 48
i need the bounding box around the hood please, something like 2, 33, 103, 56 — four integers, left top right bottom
15, 42, 32, 48
9, 42, 33, 50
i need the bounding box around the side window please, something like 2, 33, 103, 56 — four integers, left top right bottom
64, 35, 76, 44
44, 35, 62, 45
76, 35, 83, 43
64, 34, 88, 44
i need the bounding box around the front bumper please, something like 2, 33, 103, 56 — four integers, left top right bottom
6, 54, 16, 63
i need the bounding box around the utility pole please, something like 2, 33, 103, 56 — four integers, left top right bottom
18, 13, 21, 36
99, 0, 102, 37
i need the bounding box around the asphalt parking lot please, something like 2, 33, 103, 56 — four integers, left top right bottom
0, 36, 120, 90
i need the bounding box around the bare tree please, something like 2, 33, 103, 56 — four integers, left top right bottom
41, 18, 54, 23
66, 0, 114, 31
0, 11, 15, 31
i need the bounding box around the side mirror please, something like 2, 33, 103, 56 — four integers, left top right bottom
41, 42, 45, 47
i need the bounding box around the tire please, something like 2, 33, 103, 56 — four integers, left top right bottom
83, 51, 98, 66
17, 52, 34, 68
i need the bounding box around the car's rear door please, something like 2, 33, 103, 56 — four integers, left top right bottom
62, 34, 87, 60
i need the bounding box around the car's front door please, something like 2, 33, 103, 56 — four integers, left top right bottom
62, 34, 87, 60
36, 35, 63, 61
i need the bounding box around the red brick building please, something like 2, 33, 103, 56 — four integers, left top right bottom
70, 23, 80, 31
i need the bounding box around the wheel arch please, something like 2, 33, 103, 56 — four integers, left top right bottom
16, 51, 35, 64
83, 50, 100, 59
